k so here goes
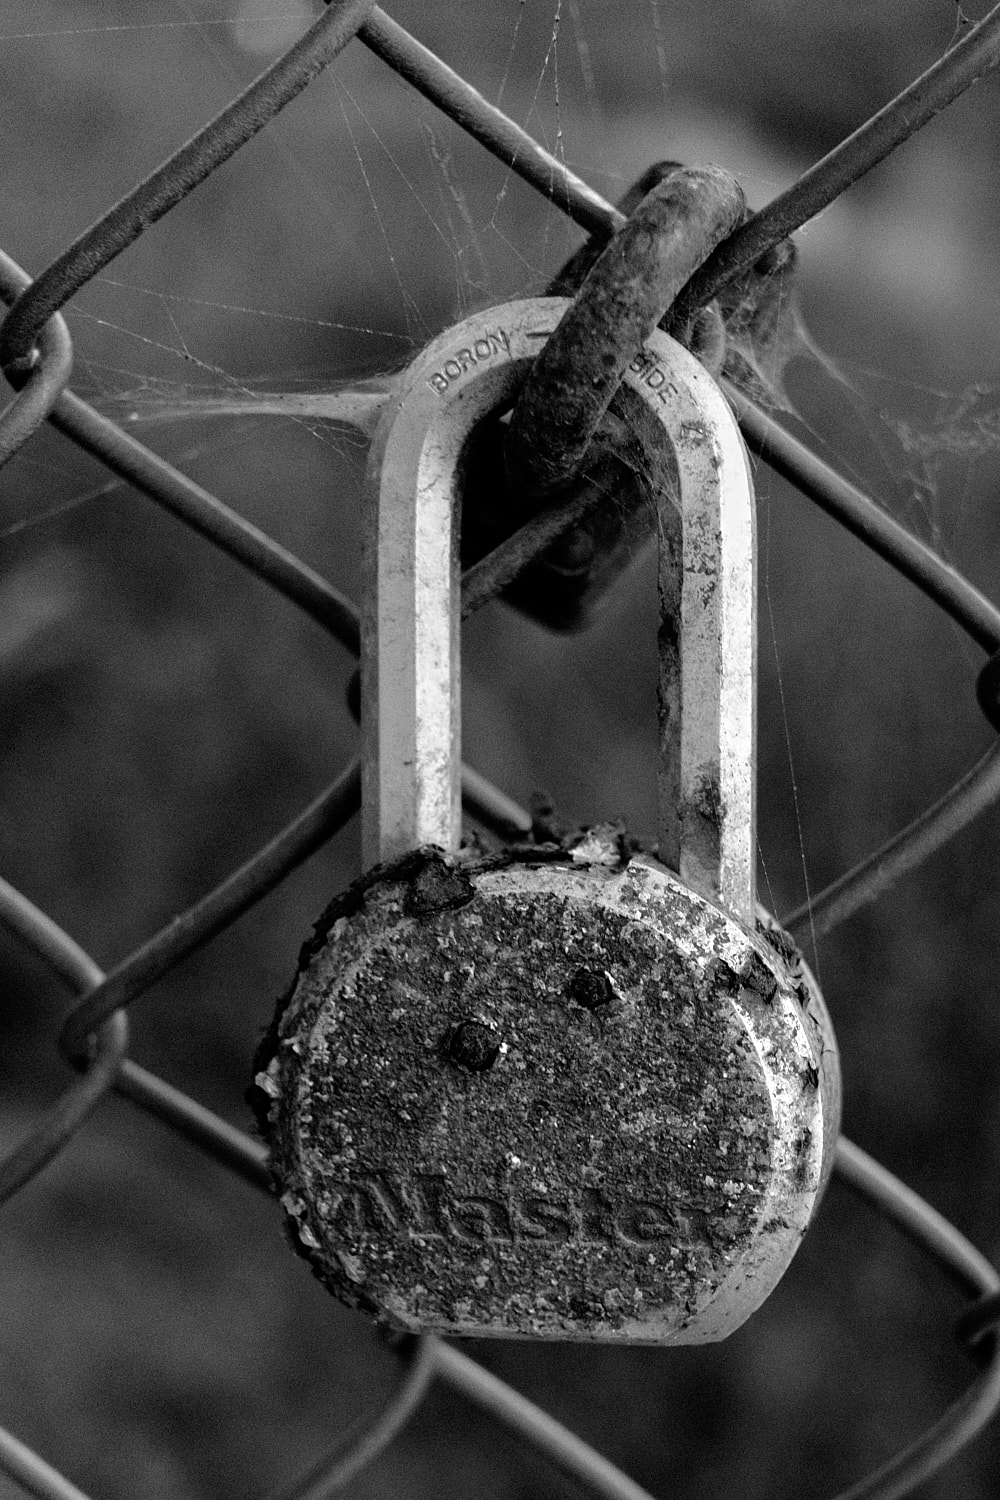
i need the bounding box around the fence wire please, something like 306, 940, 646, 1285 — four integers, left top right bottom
2, 2, 1000, 1498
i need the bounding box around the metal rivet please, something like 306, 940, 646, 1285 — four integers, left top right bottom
445, 1019, 501, 1071
567, 967, 614, 1010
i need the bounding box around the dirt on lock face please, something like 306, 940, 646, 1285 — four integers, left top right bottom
255, 846, 818, 1342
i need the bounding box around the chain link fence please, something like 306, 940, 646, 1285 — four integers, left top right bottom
3, 2, 1000, 1497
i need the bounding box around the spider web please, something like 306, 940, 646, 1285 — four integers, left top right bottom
2, 0, 998, 895
2, 7, 1000, 1500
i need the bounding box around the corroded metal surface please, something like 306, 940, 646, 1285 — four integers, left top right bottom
503, 166, 746, 502
254, 838, 839, 1343
360, 296, 757, 925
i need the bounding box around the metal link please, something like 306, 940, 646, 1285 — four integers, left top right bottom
976, 649, 1000, 732
44, 324, 363, 655
3, 6, 1000, 1500
732, 393, 1000, 653
272, 1337, 435, 1500
670, 2, 1000, 335
4, 242, 363, 650
58, 760, 363, 1063
504, 165, 746, 502
355, 7, 620, 240
834, 1140, 1000, 1500
0, 250, 73, 469
783, 740, 1000, 944
0, 878, 128, 1206
0, 0, 378, 373
956, 1291, 1000, 1354
0, 1424, 96, 1500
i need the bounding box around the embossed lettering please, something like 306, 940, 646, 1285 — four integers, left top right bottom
516, 1196, 575, 1242
627, 347, 677, 403
328, 1172, 406, 1237
320, 1172, 687, 1246
580, 1186, 612, 1242
615, 1199, 675, 1246
449, 1195, 515, 1243
426, 329, 511, 396
403, 1174, 450, 1238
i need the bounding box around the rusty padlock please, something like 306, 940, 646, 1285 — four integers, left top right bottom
252, 297, 840, 1343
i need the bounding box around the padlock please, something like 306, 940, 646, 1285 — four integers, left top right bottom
252, 298, 841, 1344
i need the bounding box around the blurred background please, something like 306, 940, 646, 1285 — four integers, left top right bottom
2, 1, 1000, 1496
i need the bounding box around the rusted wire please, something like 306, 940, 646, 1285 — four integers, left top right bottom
2, 6, 1000, 1500
504, 166, 746, 501
0, 0, 378, 373
783, 741, 1000, 944
49, 388, 363, 654
59, 759, 362, 1062
349, 15, 1000, 650
8, 238, 365, 650
832, 1139, 1000, 1500
0, 249, 74, 468
732, 393, 1000, 653
356, 8, 620, 239
350, 3, 1000, 337
672, 1, 1000, 328
115, 1059, 271, 1191
271, 1336, 435, 1500
0, 879, 128, 1206
0, 1425, 96, 1500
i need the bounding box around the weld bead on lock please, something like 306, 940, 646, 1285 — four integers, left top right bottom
254, 294, 841, 1345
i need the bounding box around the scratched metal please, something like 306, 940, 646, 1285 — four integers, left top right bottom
504, 166, 746, 505
254, 837, 838, 1342
1, 5, 999, 1495
359, 296, 758, 923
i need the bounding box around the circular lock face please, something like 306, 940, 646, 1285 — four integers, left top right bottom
254, 842, 839, 1344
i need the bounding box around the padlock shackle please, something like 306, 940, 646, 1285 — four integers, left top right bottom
361, 298, 757, 925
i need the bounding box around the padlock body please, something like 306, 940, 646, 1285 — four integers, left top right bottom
255, 840, 839, 1343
